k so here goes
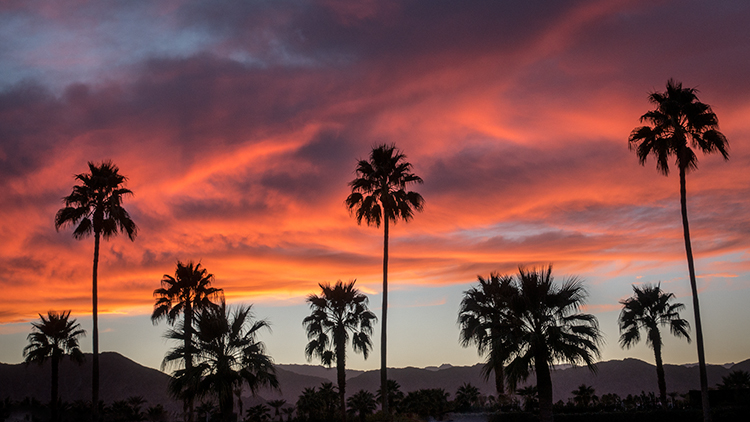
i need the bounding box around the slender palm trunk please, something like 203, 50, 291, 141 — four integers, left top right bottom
493, 359, 505, 397
220, 392, 233, 422
535, 349, 554, 422
92, 232, 100, 422
680, 166, 711, 422
51, 354, 59, 422
336, 339, 347, 422
652, 333, 667, 409
185, 300, 194, 422
381, 216, 389, 416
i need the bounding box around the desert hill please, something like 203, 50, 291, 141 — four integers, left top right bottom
1, 352, 747, 407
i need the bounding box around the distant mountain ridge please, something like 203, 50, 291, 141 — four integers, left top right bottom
2, 352, 749, 408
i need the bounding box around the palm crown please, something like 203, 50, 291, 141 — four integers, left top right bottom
54, 160, 137, 240
619, 283, 691, 350
24, 310, 85, 365
628, 79, 729, 175
303, 280, 377, 364
346, 144, 424, 227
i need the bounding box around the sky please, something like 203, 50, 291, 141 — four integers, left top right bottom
1, 0, 749, 373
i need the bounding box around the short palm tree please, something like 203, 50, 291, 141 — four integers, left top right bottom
629, 79, 729, 422
267, 399, 286, 422
376, 379, 404, 413
23, 311, 86, 422
347, 390, 377, 422
454, 383, 480, 412
619, 283, 690, 408
346, 144, 424, 414
571, 384, 597, 408
55, 160, 137, 420
718, 370, 750, 390
152, 260, 223, 422
503, 266, 602, 422
190, 299, 279, 422
303, 280, 376, 422
458, 273, 516, 396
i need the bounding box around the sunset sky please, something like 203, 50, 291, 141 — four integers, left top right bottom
1, 0, 749, 373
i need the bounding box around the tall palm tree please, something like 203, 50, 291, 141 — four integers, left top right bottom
619, 283, 690, 408
23, 311, 86, 422
458, 273, 516, 397
346, 143, 424, 414
189, 299, 279, 422
503, 266, 602, 422
55, 160, 137, 421
629, 79, 729, 422
303, 280, 377, 422
152, 260, 223, 422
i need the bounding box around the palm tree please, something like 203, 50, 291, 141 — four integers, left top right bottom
267, 399, 286, 422
458, 273, 516, 397
629, 79, 729, 422
618, 283, 691, 408
717, 370, 750, 390
189, 299, 279, 422
346, 144, 424, 414
454, 383, 480, 412
502, 265, 602, 422
347, 390, 377, 422
571, 384, 597, 408
23, 311, 85, 422
55, 160, 137, 421
303, 280, 377, 422
516, 385, 538, 411
153, 261, 222, 422
376, 379, 404, 414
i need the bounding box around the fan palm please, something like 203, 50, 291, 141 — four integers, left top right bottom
571, 384, 597, 408
458, 273, 516, 396
152, 261, 223, 422
267, 399, 286, 422
303, 280, 376, 422
54, 160, 136, 421
189, 299, 279, 422
23, 311, 86, 422
503, 266, 602, 422
346, 144, 424, 414
619, 283, 690, 408
347, 390, 377, 422
629, 79, 729, 422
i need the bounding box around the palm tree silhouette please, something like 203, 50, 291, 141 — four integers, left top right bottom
455, 383, 480, 412
571, 384, 597, 408
346, 144, 424, 415
629, 79, 729, 422
346, 390, 377, 422
23, 311, 85, 422
152, 260, 222, 422
303, 280, 376, 422
503, 266, 602, 422
54, 160, 137, 421
267, 399, 286, 422
376, 379, 404, 413
458, 273, 516, 397
619, 283, 690, 408
188, 299, 279, 422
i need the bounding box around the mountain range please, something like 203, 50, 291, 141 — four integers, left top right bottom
2, 352, 748, 412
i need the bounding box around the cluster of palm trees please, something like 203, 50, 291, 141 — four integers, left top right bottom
39, 79, 729, 422
152, 261, 279, 422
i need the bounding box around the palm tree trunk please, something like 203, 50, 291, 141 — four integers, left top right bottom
680, 166, 711, 422
493, 360, 505, 397
92, 231, 100, 422
652, 338, 667, 409
381, 216, 389, 416
185, 300, 194, 422
535, 351, 554, 422
337, 340, 347, 422
51, 354, 59, 422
